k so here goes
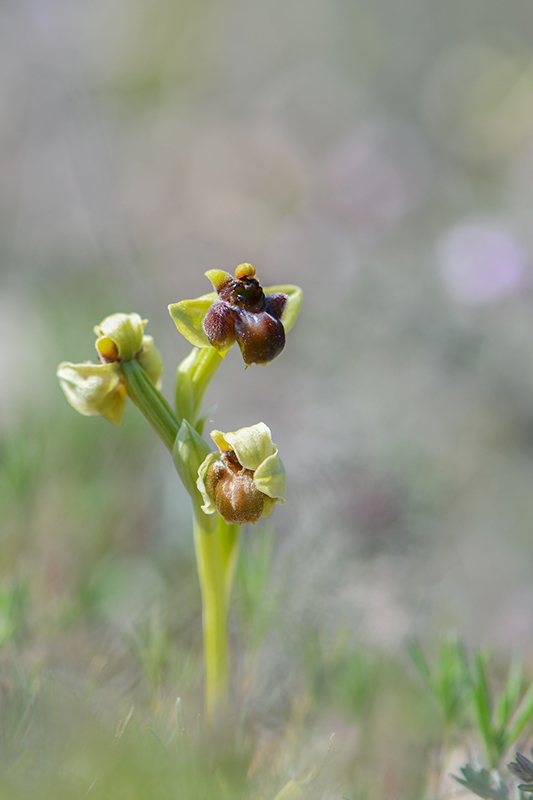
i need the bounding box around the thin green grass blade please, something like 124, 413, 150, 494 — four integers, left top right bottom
472, 652, 495, 765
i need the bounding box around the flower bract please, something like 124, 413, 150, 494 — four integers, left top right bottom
197, 422, 286, 524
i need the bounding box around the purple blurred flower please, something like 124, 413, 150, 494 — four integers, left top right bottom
437, 221, 526, 304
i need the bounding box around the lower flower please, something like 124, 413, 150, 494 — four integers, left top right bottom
197, 423, 287, 524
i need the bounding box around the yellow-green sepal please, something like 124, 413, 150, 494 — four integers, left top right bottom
261, 497, 278, 519
168, 294, 217, 349
253, 450, 286, 502
56, 361, 126, 425
196, 451, 220, 515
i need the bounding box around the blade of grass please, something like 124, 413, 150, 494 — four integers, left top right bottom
472, 652, 495, 766
506, 679, 533, 747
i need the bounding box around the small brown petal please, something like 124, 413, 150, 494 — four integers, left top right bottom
203, 300, 236, 349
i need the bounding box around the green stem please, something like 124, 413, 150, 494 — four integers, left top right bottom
121, 359, 181, 451
217, 518, 241, 609
122, 355, 237, 720
174, 350, 238, 718
193, 513, 228, 719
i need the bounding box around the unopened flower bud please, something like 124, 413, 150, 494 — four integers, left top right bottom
197, 423, 286, 524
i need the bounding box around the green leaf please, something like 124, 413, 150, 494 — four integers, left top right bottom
453, 765, 509, 799
507, 681, 533, 746
472, 652, 495, 764
496, 658, 522, 733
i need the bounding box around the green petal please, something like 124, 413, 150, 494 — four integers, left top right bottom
57, 361, 125, 424
168, 294, 217, 349
94, 313, 146, 361
211, 422, 274, 470
253, 449, 287, 501
264, 284, 302, 333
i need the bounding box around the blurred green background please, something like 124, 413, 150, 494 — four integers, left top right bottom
3, 0, 533, 796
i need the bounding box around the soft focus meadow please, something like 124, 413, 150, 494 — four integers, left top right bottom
3, 0, 533, 797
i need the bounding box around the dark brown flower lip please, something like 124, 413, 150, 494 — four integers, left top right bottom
232, 307, 286, 365
205, 449, 265, 524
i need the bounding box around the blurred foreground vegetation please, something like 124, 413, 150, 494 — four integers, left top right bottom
0, 409, 533, 799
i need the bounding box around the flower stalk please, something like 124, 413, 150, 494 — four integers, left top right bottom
217, 516, 241, 608
172, 421, 240, 717
121, 359, 181, 451
193, 513, 230, 717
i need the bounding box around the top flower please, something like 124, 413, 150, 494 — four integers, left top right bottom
168, 265, 302, 366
